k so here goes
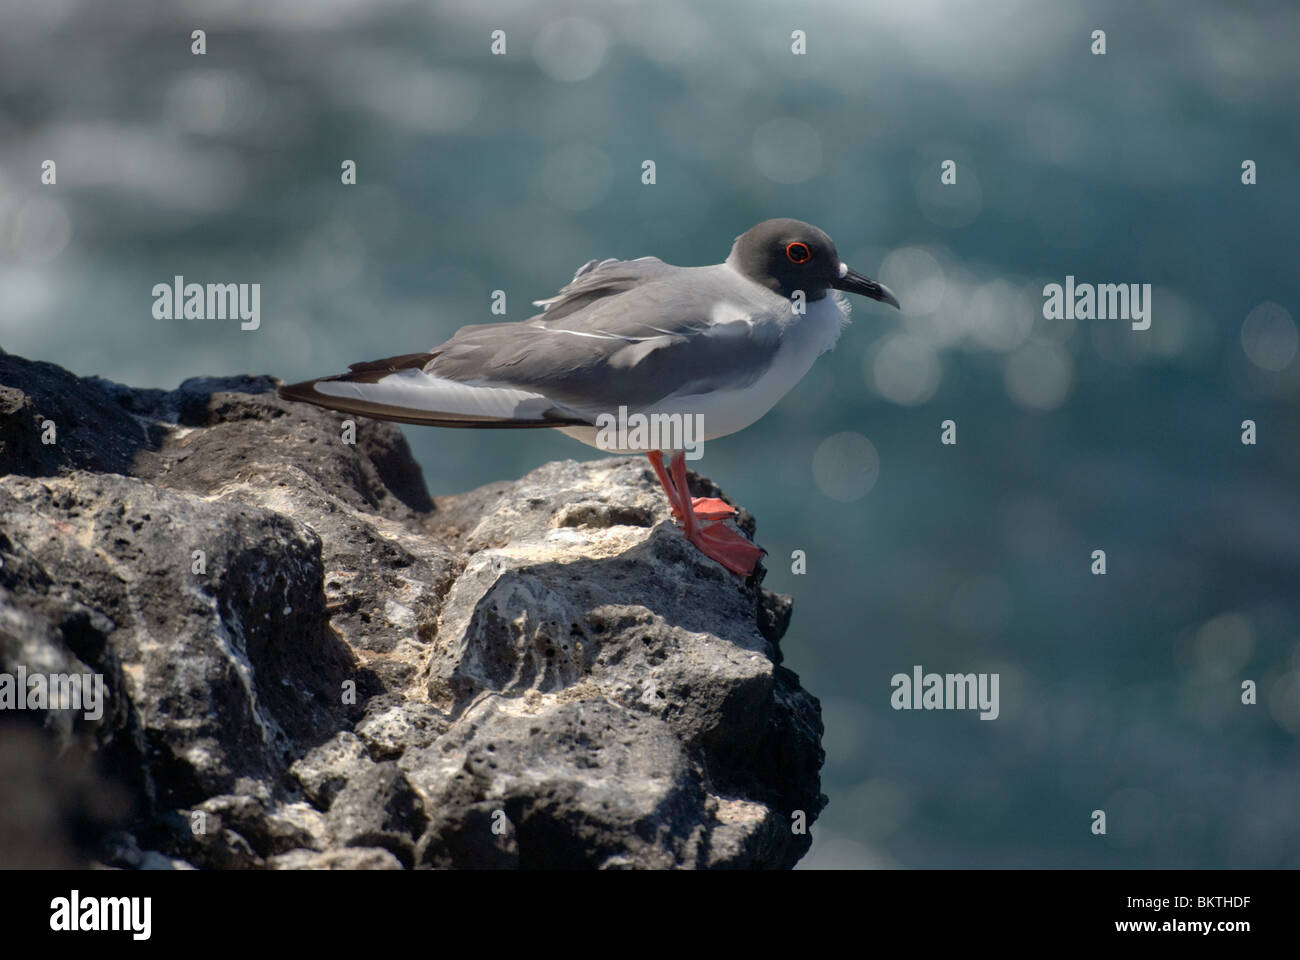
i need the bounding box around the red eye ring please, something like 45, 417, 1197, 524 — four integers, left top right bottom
786, 242, 812, 264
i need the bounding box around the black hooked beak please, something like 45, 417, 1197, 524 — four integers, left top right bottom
832, 265, 900, 309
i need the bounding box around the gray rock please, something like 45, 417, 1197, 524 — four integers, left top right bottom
138, 851, 198, 870
327, 761, 427, 867
290, 732, 373, 810
267, 847, 405, 870
0, 353, 825, 869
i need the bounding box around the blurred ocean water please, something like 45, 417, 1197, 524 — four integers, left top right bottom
1, 0, 1298, 867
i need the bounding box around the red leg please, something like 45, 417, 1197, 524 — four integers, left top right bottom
668, 452, 699, 535
668, 452, 764, 576
648, 452, 734, 519
647, 451, 684, 520
646, 452, 762, 576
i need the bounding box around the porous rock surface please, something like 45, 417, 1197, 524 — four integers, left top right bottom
0, 352, 825, 869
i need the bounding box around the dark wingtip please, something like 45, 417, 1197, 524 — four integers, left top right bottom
280, 353, 434, 406
277, 379, 319, 404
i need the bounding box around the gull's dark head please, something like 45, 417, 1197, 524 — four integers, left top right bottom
726, 217, 900, 309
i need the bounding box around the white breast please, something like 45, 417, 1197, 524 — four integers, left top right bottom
684, 292, 848, 441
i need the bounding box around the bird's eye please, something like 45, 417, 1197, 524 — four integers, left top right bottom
785, 242, 812, 264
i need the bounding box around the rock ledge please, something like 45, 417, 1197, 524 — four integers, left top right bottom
0, 354, 825, 869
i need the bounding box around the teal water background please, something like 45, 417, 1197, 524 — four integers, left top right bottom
2, 0, 1298, 867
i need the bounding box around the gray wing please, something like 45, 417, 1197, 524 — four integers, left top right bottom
425, 259, 784, 412
529, 256, 677, 321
